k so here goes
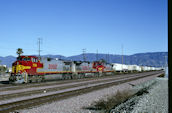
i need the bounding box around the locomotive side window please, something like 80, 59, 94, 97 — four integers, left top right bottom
32, 58, 34, 62
32, 58, 38, 62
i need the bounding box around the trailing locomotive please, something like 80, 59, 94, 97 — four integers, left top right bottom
9, 56, 114, 83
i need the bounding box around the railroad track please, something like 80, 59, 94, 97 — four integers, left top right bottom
0, 72, 144, 91
0, 73, 127, 90
0, 72, 158, 100
0, 71, 164, 113
0, 71, 157, 91
0, 71, 160, 94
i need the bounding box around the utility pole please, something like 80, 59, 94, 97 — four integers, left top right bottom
96, 49, 98, 61
107, 52, 109, 63
108, 52, 110, 63
164, 56, 167, 68
82, 48, 86, 62
38, 38, 42, 58
165, 56, 168, 67
106, 53, 108, 63
164, 56, 168, 77
121, 44, 123, 70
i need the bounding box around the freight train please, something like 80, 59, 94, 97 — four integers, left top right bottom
9, 55, 114, 83
9, 55, 163, 83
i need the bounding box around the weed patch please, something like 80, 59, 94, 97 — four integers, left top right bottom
84, 89, 134, 112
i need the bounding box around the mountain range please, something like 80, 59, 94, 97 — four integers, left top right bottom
0, 52, 168, 67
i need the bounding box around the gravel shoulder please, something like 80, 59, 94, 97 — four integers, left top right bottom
17, 73, 160, 113
110, 77, 168, 113
131, 77, 168, 113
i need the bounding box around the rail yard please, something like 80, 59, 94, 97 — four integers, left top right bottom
0, 70, 164, 113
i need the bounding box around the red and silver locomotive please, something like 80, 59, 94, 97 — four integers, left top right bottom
9, 55, 114, 83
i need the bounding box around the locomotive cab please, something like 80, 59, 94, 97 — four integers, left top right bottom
10, 56, 43, 83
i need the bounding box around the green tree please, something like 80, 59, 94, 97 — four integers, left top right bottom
16, 48, 23, 57
0, 66, 6, 72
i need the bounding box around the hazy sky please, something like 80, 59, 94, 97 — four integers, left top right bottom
0, 0, 167, 57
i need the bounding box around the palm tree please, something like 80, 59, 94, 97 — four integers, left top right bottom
100, 59, 106, 63
16, 48, 23, 57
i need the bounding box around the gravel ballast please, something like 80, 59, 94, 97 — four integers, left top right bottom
17, 73, 161, 113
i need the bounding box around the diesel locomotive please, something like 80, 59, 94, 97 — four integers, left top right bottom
9, 55, 114, 83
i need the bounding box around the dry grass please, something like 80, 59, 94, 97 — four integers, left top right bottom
84, 81, 157, 112
85, 89, 134, 112
158, 74, 165, 77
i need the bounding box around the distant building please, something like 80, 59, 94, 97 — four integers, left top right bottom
0, 65, 7, 73
0, 65, 7, 68
7, 67, 12, 73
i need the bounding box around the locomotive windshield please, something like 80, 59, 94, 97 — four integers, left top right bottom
23, 57, 31, 61
17, 57, 22, 61
17, 57, 31, 61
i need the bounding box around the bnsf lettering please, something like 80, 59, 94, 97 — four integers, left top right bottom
48, 64, 57, 69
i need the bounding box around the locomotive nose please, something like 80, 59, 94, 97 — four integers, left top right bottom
12, 61, 23, 73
